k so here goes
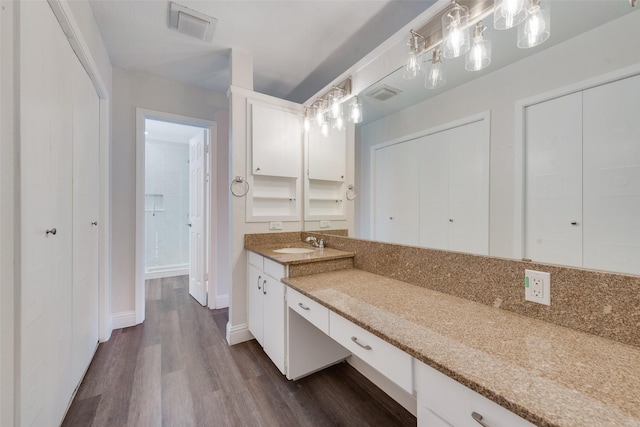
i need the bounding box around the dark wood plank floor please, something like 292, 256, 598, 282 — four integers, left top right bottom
63, 276, 416, 426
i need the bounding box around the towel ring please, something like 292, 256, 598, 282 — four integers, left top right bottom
346, 184, 358, 201
230, 176, 249, 197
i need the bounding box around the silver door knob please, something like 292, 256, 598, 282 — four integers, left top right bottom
187, 223, 192, 227
449, 218, 454, 222
46, 228, 57, 236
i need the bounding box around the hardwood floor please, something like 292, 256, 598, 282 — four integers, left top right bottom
63, 276, 416, 426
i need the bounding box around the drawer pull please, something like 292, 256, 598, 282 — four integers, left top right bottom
298, 302, 310, 311
351, 336, 372, 350
262, 279, 267, 295
471, 411, 490, 427
257, 275, 262, 290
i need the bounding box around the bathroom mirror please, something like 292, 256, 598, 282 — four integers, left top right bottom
310, 1, 640, 273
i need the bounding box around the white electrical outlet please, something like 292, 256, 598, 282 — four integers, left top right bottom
525, 269, 551, 306
319, 220, 331, 228
269, 221, 283, 230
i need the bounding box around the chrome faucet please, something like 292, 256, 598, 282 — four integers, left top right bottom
305, 236, 324, 249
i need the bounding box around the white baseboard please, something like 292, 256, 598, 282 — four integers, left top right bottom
144, 268, 189, 280
347, 355, 417, 417
226, 321, 253, 345
111, 310, 137, 330
212, 293, 229, 309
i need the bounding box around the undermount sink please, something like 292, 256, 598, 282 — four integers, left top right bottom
273, 247, 315, 254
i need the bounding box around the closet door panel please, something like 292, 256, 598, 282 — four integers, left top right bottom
374, 141, 419, 245
583, 74, 640, 275
524, 92, 583, 267
419, 134, 448, 250
71, 51, 101, 387
447, 120, 489, 255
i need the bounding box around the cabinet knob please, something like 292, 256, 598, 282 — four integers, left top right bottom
571, 221, 578, 225
449, 218, 454, 222
389, 217, 393, 220
255, 167, 261, 172
46, 228, 57, 236
91, 221, 98, 226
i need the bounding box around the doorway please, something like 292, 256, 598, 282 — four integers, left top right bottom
136, 109, 216, 324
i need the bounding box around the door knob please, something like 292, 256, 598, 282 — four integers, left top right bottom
187, 223, 192, 227
46, 228, 57, 236
91, 221, 98, 226
449, 218, 454, 222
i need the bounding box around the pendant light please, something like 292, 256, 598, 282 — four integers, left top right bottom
349, 97, 363, 124
442, 1, 470, 59
302, 107, 312, 133
327, 87, 345, 120
425, 48, 446, 90
494, 0, 527, 30
517, 0, 550, 48
314, 99, 327, 127
466, 21, 491, 71
403, 30, 426, 80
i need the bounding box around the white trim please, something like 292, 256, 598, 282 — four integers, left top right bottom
513, 64, 640, 260
214, 293, 229, 309
226, 321, 253, 345
369, 111, 491, 239
111, 311, 137, 330
144, 268, 189, 280
136, 108, 216, 325
229, 85, 303, 111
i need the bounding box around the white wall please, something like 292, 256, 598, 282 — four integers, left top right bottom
111, 68, 228, 321
358, 11, 640, 259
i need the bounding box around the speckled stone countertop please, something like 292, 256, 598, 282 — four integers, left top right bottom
245, 243, 354, 266
283, 269, 640, 427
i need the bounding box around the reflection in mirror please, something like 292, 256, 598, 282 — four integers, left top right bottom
351, 1, 639, 274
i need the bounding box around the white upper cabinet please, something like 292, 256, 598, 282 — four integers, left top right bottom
250, 100, 302, 178
308, 126, 346, 182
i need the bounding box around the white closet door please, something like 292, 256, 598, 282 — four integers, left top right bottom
21, 2, 74, 425
373, 141, 420, 245
524, 92, 583, 267
447, 120, 489, 255
583, 74, 640, 275
419, 133, 448, 250
71, 50, 100, 388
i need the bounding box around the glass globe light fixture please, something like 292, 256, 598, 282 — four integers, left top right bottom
494, 0, 527, 30
517, 0, 550, 49
442, 1, 470, 59
425, 48, 446, 90
465, 21, 491, 71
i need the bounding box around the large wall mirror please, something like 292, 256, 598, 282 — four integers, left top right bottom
310, 1, 640, 275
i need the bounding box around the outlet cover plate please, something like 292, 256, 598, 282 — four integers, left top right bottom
319, 220, 331, 228
269, 221, 283, 230
525, 269, 551, 306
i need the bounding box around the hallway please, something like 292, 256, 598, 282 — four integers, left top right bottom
62, 276, 416, 426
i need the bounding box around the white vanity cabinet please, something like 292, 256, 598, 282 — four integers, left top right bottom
247, 252, 287, 374
414, 360, 535, 427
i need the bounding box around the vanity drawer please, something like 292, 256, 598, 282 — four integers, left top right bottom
264, 257, 286, 280
248, 251, 263, 269
329, 312, 413, 393
288, 287, 329, 334
414, 360, 535, 427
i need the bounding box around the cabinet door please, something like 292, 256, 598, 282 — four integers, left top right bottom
373, 141, 420, 245
247, 264, 264, 346
524, 92, 583, 267
262, 276, 286, 375
583, 74, 640, 275
308, 126, 346, 181
250, 101, 301, 178
447, 120, 489, 255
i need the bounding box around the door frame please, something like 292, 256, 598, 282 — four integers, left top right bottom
135, 108, 216, 324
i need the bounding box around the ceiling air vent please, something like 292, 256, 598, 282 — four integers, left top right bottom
368, 85, 401, 101
168, 2, 217, 42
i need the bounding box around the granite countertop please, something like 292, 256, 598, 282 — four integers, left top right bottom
283, 268, 640, 427
245, 243, 354, 265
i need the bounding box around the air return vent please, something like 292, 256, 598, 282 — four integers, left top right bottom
368, 85, 401, 101
168, 2, 217, 42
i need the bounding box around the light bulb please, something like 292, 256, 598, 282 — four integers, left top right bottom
465, 22, 491, 71
494, 0, 527, 30
425, 49, 446, 90
350, 97, 363, 124
328, 88, 344, 119
518, 0, 550, 48
320, 120, 330, 137
403, 50, 424, 80
442, 2, 470, 59
314, 100, 327, 127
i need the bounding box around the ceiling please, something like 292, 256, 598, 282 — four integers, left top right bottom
145, 119, 204, 143
89, 0, 434, 103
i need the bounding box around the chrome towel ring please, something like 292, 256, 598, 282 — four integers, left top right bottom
230, 176, 249, 197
